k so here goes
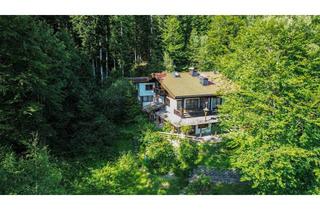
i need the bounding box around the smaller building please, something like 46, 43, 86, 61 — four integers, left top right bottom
128, 77, 162, 107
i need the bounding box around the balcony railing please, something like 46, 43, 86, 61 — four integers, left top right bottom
174, 108, 217, 118
174, 109, 183, 117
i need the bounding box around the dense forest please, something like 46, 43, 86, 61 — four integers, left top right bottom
0, 15, 319, 195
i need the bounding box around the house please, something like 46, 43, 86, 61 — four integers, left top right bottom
129, 68, 234, 136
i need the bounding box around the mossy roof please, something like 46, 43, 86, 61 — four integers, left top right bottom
156, 71, 236, 98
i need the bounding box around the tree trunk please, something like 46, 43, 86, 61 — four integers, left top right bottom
105, 16, 111, 78
100, 47, 103, 82
95, 57, 98, 83
105, 49, 108, 79
120, 19, 123, 36
150, 15, 153, 57
150, 15, 153, 34
92, 58, 95, 79
120, 19, 123, 76
120, 60, 124, 76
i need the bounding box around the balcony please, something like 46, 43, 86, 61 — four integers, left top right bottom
174, 108, 217, 118
156, 109, 219, 128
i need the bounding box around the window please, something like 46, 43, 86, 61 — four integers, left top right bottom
142, 96, 153, 102
145, 84, 153, 91
198, 123, 209, 128
200, 97, 209, 109
165, 97, 170, 106
185, 98, 199, 110
212, 97, 222, 108
177, 100, 183, 110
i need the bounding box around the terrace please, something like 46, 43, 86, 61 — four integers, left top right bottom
173, 108, 217, 118
155, 108, 218, 127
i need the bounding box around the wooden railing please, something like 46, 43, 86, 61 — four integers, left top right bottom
174, 109, 183, 117
158, 131, 222, 142
174, 108, 217, 118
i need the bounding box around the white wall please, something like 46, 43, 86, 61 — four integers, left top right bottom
165, 96, 177, 113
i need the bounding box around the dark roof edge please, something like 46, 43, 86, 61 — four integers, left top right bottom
126, 77, 154, 84
175, 93, 221, 99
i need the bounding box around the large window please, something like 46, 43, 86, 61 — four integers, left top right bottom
212, 97, 222, 108
200, 97, 209, 109
185, 98, 199, 110
142, 95, 153, 102
145, 84, 153, 91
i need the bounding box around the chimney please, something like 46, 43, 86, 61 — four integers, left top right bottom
173, 71, 180, 78
189, 67, 198, 77
199, 76, 209, 86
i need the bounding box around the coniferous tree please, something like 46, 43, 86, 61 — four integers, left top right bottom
162, 16, 186, 70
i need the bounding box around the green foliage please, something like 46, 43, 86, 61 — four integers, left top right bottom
197, 142, 231, 169
184, 176, 254, 195
180, 125, 192, 135
71, 15, 164, 77
1, 15, 319, 195
0, 135, 63, 194
0, 16, 89, 152
142, 132, 177, 175
162, 16, 187, 70
70, 16, 102, 55
218, 16, 320, 194
139, 131, 203, 185
162, 121, 174, 132
96, 79, 140, 123
189, 16, 247, 70
0, 16, 141, 158
81, 153, 154, 194
188, 29, 208, 68
233, 144, 319, 194
184, 175, 214, 195
163, 52, 175, 72
176, 139, 198, 173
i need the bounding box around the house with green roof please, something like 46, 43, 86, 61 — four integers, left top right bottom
131, 68, 235, 136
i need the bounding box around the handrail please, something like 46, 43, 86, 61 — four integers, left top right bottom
157, 131, 221, 143
174, 108, 217, 118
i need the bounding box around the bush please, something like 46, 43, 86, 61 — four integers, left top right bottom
176, 139, 199, 174
143, 139, 177, 175
0, 136, 63, 194
180, 125, 192, 135
80, 153, 154, 194
162, 121, 174, 133
184, 175, 215, 195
